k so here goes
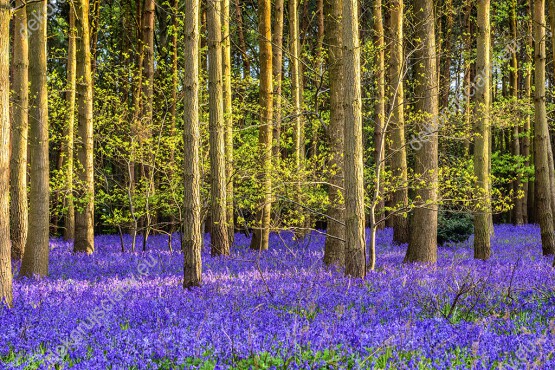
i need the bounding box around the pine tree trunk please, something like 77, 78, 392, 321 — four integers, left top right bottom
0, 0, 12, 307
533, 0, 555, 255
73, 0, 95, 254
473, 0, 492, 260
208, 0, 230, 256
388, 0, 409, 245
183, 0, 203, 288
343, 0, 366, 277
323, 0, 345, 266
404, 0, 439, 264
10, 0, 29, 259
222, 0, 235, 245
250, 0, 273, 251
21, 0, 50, 276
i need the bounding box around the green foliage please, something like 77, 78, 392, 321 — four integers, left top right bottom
437, 211, 474, 245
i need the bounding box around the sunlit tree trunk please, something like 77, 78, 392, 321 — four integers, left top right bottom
250, 0, 273, 251
73, 0, 95, 254
0, 0, 12, 307
63, 5, 76, 241
183, 0, 203, 288
404, 0, 439, 264
208, 0, 230, 256
222, 0, 235, 245
323, 0, 345, 266
10, 0, 29, 259
533, 0, 555, 255
21, 0, 50, 276
343, 0, 366, 276
290, 0, 305, 233
388, 0, 409, 245
473, 0, 492, 260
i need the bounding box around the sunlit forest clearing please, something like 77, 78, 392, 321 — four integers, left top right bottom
2, 0, 555, 368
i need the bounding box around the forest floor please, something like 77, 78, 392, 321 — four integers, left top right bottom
1, 225, 555, 369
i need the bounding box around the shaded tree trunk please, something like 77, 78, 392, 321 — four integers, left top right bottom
183, 0, 203, 288
141, 0, 155, 249
10, 0, 29, 259
440, 0, 453, 108
323, 0, 345, 266
404, 0, 439, 264
21, 0, 50, 276
524, 0, 533, 223
373, 0, 385, 230
343, 0, 366, 276
388, 0, 409, 245
534, 0, 555, 255
512, 0, 525, 225
272, 0, 284, 158
235, 0, 250, 78
250, 0, 273, 251
208, 0, 230, 256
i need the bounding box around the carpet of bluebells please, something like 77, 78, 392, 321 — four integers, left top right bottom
1, 225, 555, 369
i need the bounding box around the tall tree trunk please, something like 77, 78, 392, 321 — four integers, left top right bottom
440, 0, 453, 108
63, 5, 76, 241
524, 0, 533, 223
272, 0, 284, 158
183, 0, 203, 288
21, 0, 50, 276
235, 0, 250, 78
533, 0, 555, 255
0, 0, 12, 307
463, 0, 473, 155
323, 0, 345, 266
10, 0, 29, 259
141, 0, 155, 249
208, 0, 230, 256
388, 0, 409, 245
290, 0, 305, 233
343, 0, 366, 277
250, 0, 273, 251
373, 0, 385, 230
512, 0, 525, 225
404, 0, 439, 264
473, 0, 492, 260
222, 0, 235, 245
73, 0, 95, 254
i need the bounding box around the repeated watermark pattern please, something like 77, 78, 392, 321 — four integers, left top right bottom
42, 255, 158, 368
408, 37, 519, 151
